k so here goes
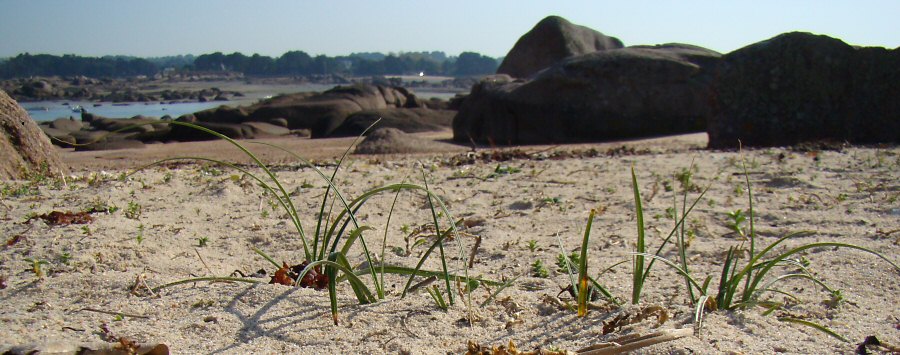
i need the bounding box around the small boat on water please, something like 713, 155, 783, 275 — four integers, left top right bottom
71, 105, 84, 112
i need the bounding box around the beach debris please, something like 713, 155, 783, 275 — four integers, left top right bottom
466, 340, 573, 355
466, 328, 692, 355
6, 234, 24, 247
602, 305, 669, 335
269, 261, 329, 289
856, 335, 900, 354
32, 210, 94, 225
0, 340, 169, 355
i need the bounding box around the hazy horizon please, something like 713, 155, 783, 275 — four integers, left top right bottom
1, 1, 899, 59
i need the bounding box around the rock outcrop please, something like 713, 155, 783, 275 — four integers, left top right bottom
454, 44, 721, 145
496, 16, 624, 78
240, 84, 428, 138
708, 32, 900, 148
328, 108, 455, 137
0, 90, 67, 179
354, 128, 458, 155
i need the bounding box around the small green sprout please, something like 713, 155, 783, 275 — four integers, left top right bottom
125, 201, 142, 220
24, 258, 50, 278
531, 260, 549, 278
136, 224, 145, 244
526, 239, 538, 252
726, 209, 747, 238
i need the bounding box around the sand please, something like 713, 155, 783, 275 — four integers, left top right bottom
1, 132, 898, 354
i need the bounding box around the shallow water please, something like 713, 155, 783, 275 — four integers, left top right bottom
22, 101, 230, 122
22, 87, 461, 122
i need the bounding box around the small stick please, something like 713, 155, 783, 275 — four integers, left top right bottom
576, 328, 693, 354
467, 235, 482, 268
195, 248, 213, 275
78, 307, 149, 319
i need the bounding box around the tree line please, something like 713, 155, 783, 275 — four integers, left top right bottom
0, 50, 499, 79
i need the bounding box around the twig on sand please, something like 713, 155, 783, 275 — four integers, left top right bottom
575, 328, 692, 354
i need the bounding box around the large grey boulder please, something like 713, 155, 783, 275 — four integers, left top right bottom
708, 32, 900, 148
0, 90, 68, 179
454, 44, 721, 145
497, 16, 624, 78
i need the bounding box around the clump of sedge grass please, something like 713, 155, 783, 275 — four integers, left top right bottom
135, 121, 484, 325
629, 152, 899, 341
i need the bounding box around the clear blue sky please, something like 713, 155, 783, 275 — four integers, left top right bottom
1, 1, 898, 58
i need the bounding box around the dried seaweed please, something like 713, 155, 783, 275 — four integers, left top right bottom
269, 261, 329, 289
32, 211, 94, 225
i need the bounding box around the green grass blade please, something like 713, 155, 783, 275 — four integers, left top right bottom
631, 166, 646, 304
554, 232, 578, 295
587, 276, 620, 305
745, 242, 900, 304
252, 246, 282, 269
577, 209, 596, 316
479, 275, 521, 307
631, 252, 706, 292
778, 317, 849, 343
422, 171, 454, 306
379, 180, 406, 300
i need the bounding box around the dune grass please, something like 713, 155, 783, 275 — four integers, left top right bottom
136, 121, 478, 325
625, 153, 899, 340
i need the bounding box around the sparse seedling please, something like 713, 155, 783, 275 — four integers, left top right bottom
125, 201, 142, 220
59, 252, 72, 265
24, 258, 50, 278
526, 239, 538, 252
531, 260, 549, 278
136, 224, 145, 244
726, 209, 747, 238
198, 236, 209, 247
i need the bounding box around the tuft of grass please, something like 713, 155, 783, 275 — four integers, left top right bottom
526, 239, 538, 252
629, 150, 899, 341
136, 120, 477, 325
531, 260, 549, 278
725, 209, 747, 238
125, 201, 142, 220
426, 285, 449, 311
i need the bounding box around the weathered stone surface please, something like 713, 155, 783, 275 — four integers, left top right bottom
454, 44, 720, 145
497, 16, 624, 78
227, 84, 425, 138
38, 126, 76, 147
73, 135, 146, 151
48, 117, 84, 132
354, 127, 456, 154
241, 121, 291, 138
329, 108, 454, 137
709, 32, 900, 148
0, 90, 68, 179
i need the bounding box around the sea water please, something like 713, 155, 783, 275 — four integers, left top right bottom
21, 87, 461, 122
22, 101, 230, 122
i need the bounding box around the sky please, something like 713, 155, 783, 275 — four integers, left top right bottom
1, 1, 898, 59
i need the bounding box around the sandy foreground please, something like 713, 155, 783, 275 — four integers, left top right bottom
1, 132, 898, 354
